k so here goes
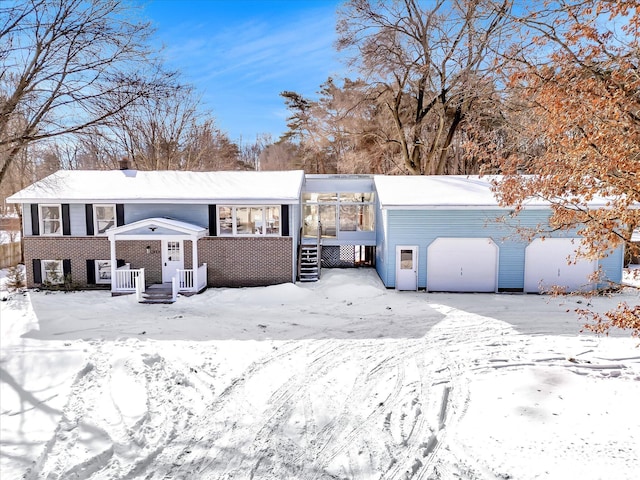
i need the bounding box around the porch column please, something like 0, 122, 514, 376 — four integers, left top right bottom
109, 235, 117, 292
191, 234, 198, 290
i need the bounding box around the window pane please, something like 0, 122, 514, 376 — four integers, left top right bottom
41, 206, 61, 235
265, 206, 280, 235
235, 207, 252, 234
167, 241, 181, 261
219, 207, 232, 235
339, 205, 357, 231
43, 220, 61, 234
340, 192, 374, 203
43, 260, 64, 284
41, 206, 60, 219
250, 207, 264, 234
302, 192, 338, 203
400, 250, 413, 269
95, 205, 115, 234
303, 205, 318, 237
359, 205, 375, 231
96, 260, 111, 284
320, 205, 336, 237
317, 193, 338, 203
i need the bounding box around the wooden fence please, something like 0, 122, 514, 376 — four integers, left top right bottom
0, 241, 21, 268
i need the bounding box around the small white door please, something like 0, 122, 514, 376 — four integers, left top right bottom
524, 238, 597, 293
427, 238, 499, 292
162, 239, 184, 283
396, 246, 418, 290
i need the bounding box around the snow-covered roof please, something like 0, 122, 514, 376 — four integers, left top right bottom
374, 175, 500, 209
6, 169, 305, 204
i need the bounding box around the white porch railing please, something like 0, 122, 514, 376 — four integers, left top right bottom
114, 267, 145, 293
176, 263, 207, 293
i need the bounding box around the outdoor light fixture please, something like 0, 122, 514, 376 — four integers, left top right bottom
146, 246, 151, 254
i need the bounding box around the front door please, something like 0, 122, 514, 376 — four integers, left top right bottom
162, 239, 184, 283
396, 245, 418, 290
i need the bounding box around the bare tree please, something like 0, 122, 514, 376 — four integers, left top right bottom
0, 0, 176, 185
336, 0, 512, 174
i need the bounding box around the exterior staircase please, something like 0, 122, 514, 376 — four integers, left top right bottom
299, 244, 321, 282
139, 283, 175, 304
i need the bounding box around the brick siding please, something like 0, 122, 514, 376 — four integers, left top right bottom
199, 237, 293, 287
116, 240, 162, 285
24, 236, 293, 288
23, 236, 110, 287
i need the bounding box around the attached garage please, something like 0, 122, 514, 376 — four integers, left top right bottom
524, 238, 597, 293
427, 238, 499, 292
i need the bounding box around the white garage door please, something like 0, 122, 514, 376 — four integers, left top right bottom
524, 238, 597, 293
427, 238, 498, 292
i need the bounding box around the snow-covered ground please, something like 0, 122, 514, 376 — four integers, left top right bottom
1, 268, 639, 480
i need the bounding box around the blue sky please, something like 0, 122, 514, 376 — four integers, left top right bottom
143, 0, 346, 144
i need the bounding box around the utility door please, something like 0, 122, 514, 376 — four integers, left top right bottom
396, 245, 418, 290
162, 239, 184, 283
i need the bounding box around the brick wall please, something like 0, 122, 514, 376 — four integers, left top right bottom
116, 240, 162, 285
199, 237, 293, 287
24, 236, 293, 288
24, 237, 110, 287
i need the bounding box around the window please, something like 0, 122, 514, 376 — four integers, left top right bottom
303, 192, 375, 237
94, 204, 116, 234
400, 250, 414, 269
217, 206, 281, 236
95, 260, 111, 284
42, 260, 64, 284
39, 205, 62, 235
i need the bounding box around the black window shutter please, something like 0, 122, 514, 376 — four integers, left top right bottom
208, 205, 217, 236
62, 259, 71, 279
281, 205, 289, 236
116, 204, 125, 226
62, 204, 71, 235
86, 259, 96, 284
85, 204, 94, 236
31, 204, 40, 236
117, 259, 125, 268
32, 259, 42, 283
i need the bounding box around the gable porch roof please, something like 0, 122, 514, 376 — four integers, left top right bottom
106, 217, 208, 240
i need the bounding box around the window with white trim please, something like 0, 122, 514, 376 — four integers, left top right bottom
217, 206, 281, 236
303, 192, 375, 237
42, 260, 64, 284
94, 204, 116, 234
95, 260, 111, 284
39, 204, 62, 235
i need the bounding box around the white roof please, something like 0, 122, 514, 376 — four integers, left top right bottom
374, 175, 502, 208
6, 169, 305, 204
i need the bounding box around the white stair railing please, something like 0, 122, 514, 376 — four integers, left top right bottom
114, 267, 144, 292
176, 268, 193, 290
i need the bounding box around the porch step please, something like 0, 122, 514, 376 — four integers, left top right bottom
139, 283, 175, 304
299, 245, 320, 282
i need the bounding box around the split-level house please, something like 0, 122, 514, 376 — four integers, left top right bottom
6, 168, 624, 299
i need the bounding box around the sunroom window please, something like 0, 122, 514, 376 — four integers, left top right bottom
94, 204, 116, 234
218, 206, 281, 236
39, 205, 62, 235
303, 192, 375, 237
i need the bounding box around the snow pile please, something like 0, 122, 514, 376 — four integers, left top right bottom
1, 269, 639, 479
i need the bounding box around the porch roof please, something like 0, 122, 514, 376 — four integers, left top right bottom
106, 217, 208, 239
